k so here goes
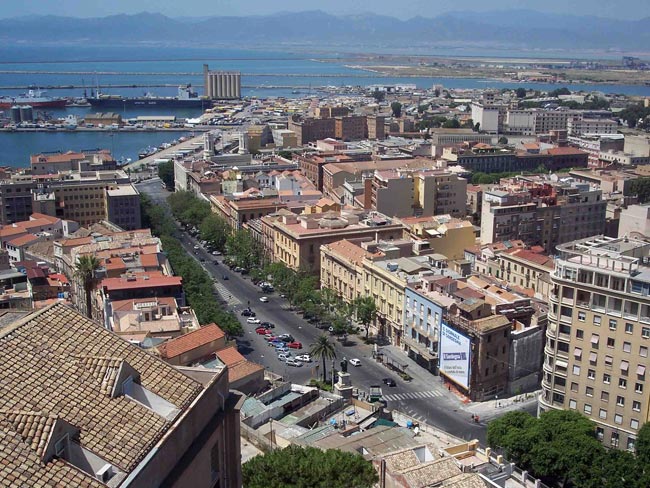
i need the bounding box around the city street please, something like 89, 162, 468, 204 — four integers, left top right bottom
137, 178, 538, 444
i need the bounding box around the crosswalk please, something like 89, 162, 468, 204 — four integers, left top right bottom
213, 282, 241, 306
383, 390, 443, 402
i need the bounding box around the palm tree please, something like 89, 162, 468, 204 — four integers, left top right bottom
75, 255, 101, 318
310, 335, 336, 383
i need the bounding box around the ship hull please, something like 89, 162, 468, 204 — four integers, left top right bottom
88, 98, 208, 108
0, 99, 67, 109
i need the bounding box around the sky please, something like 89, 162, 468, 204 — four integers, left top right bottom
4, 0, 649, 20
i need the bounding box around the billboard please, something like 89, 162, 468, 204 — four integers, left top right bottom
439, 323, 471, 390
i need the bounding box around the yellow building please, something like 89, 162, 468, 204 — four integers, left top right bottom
398, 214, 475, 260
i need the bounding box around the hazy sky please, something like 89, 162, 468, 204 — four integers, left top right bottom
4, 0, 649, 20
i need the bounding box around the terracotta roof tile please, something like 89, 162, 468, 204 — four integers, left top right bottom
0, 303, 203, 483
158, 324, 225, 360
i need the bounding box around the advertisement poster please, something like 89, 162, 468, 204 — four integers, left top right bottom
439, 323, 471, 389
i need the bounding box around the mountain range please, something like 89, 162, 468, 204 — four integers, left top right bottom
1, 10, 648, 52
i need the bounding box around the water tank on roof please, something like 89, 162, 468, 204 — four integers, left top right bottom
387, 262, 399, 272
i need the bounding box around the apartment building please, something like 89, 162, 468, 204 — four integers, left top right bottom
618, 204, 650, 238
567, 117, 618, 136
371, 169, 467, 219
297, 152, 359, 191
481, 178, 606, 253
429, 129, 493, 157
540, 236, 650, 451
288, 115, 336, 145
334, 115, 367, 141
105, 185, 142, 230
210, 194, 288, 230
367, 115, 385, 140
315, 106, 350, 118
398, 214, 475, 260
30, 150, 116, 175
262, 209, 403, 274
0, 176, 37, 225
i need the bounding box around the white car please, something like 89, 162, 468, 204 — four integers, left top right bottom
286, 359, 302, 367
278, 353, 292, 361
259, 296, 269, 303
296, 354, 312, 363
349, 358, 361, 367
246, 317, 261, 324
193, 244, 200, 250
212, 250, 221, 256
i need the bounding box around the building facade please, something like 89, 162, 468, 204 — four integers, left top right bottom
540, 236, 650, 451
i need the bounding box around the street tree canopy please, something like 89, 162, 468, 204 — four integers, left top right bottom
242, 445, 378, 488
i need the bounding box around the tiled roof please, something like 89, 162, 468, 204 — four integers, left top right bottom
101, 272, 182, 291
0, 303, 203, 481
74, 356, 125, 396
9, 233, 40, 247
215, 346, 263, 383
0, 410, 57, 459
158, 323, 225, 360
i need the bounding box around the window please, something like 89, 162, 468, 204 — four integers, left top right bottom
596, 427, 604, 440
609, 319, 618, 330
615, 414, 623, 425
617, 396, 625, 406
611, 432, 620, 448
593, 315, 602, 326
574, 347, 582, 359
632, 419, 640, 430
625, 323, 634, 334
578, 312, 586, 322
636, 383, 644, 394
641, 346, 649, 358
588, 369, 595, 380
633, 401, 641, 411
599, 408, 607, 419
576, 329, 584, 339
644, 327, 650, 338
601, 391, 609, 402
584, 404, 592, 414
586, 386, 594, 397
607, 337, 615, 348
628, 437, 636, 451
569, 399, 577, 409
572, 365, 581, 376
591, 334, 600, 347
605, 355, 613, 366
624, 302, 639, 320
571, 382, 579, 392
603, 373, 611, 384
620, 378, 628, 388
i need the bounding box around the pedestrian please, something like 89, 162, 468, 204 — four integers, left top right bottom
448, 385, 451, 391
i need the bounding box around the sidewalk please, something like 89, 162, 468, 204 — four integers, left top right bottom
465, 391, 541, 421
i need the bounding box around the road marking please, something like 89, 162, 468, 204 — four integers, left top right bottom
383, 390, 442, 402
213, 281, 241, 306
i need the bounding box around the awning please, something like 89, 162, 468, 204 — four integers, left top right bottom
638, 365, 646, 376
621, 361, 629, 372
573, 348, 582, 359
590, 352, 598, 362
556, 359, 568, 369
591, 335, 599, 345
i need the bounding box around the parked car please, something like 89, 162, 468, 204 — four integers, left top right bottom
269, 340, 284, 347
382, 378, 397, 387
255, 328, 269, 335
260, 321, 275, 329
265, 336, 279, 342
259, 296, 269, 303
296, 354, 312, 362
193, 244, 200, 250
234, 267, 244, 272
278, 353, 292, 361
246, 317, 261, 324
286, 341, 303, 349
240, 308, 254, 317
349, 358, 361, 367
212, 250, 221, 256
277, 334, 294, 342
286, 359, 302, 367
222, 275, 229, 280
261, 285, 274, 292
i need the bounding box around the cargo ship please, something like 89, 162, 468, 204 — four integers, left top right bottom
0, 89, 67, 109
88, 84, 210, 109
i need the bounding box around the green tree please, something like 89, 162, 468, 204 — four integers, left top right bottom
371, 89, 385, 103
278, 150, 293, 159
242, 445, 378, 488
157, 160, 175, 190
515, 87, 527, 98
226, 229, 262, 270
498, 136, 509, 145
637, 422, 650, 464
390, 101, 402, 118
168, 191, 212, 228
310, 335, 337, 382
629, 177, 650, 203
354, 296, 378, 339
75, 255, 101, 318
199, 213, 230, 251
442, 118, 461, 129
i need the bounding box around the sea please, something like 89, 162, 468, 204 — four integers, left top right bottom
2, 45, 650, 167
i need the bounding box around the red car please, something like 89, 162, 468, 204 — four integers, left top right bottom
287, 341, 303, 349
265, 336, 279, 342
255, 328, 269, 335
